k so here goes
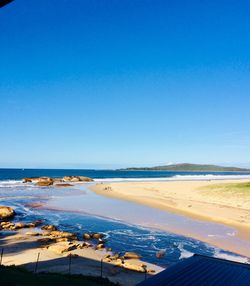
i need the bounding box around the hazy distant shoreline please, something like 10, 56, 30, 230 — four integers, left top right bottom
119, 163, 250, 172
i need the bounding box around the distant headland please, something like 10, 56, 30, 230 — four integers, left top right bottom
119, 163, 250, 172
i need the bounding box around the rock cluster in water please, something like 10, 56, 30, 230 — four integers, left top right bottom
23, 176, 94, 186
0, 205, 155, 274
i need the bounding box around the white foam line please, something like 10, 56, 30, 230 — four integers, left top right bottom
0, 180, 23, 184
94, 174, 250, 182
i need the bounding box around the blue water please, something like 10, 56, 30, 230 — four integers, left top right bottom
0, 168, 250, 267
1, 168, 250, 181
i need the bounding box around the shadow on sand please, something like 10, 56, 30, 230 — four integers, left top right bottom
0, 232, 153, 286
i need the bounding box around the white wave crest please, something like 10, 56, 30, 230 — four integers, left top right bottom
0, 180, 24, 187
173, 174, 250, 180
94, 174, 250, 183
178, 243, 194, 259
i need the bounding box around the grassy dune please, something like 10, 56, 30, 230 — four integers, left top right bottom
200, 182, 250, 196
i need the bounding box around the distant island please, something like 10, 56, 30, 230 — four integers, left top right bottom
120, 163, 250, 172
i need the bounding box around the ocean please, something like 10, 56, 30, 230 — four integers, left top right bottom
0, 168, 250, 267
1, 168, 250, 181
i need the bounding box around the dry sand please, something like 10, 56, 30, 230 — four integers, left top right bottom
91, 179, 250, 256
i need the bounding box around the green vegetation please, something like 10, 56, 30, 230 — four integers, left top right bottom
200, 182, 250, 196
121, 163, 250, 172
0, 265, 119, 286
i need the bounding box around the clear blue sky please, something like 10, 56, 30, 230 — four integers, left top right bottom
0, 0, 250, 168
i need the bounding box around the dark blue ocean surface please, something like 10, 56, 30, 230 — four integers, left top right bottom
1, 168, 250, 181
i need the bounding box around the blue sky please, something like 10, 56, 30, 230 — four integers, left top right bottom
0, 0, 250, 168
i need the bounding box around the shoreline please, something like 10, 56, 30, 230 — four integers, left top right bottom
90, 179, 250, 258
0, 228, 163, 286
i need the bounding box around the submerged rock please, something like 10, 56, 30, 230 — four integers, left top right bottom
54, 183, 73, 187
36, 181, 52, 186
0, 206, 15, 219
156, 250, 166, 259
25, 203, 43, 209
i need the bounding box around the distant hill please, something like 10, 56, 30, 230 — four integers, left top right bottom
120, 163, 250, 172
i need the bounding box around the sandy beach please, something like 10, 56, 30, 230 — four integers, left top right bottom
91, 179, 250, 256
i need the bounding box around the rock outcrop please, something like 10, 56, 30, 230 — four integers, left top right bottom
48, 230, 77, 240
0, 220, 43, 230
25, 231, 40, 236
122, 262, 147, 273
124, 252, 141, 259
77, 176, 94, 182
48, 242, 77, 254
0, 206, 15, 219
41, 225, 58, 231
83, 233, 92, 240
93, 233, 104, 239
23, 178, 33, 183
23, 176, 93, 186
83, 232, 104, 240
36, 177, 54, 186
63, 176, 93, 182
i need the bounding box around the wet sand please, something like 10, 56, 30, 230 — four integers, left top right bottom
90, 179, 250, 257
